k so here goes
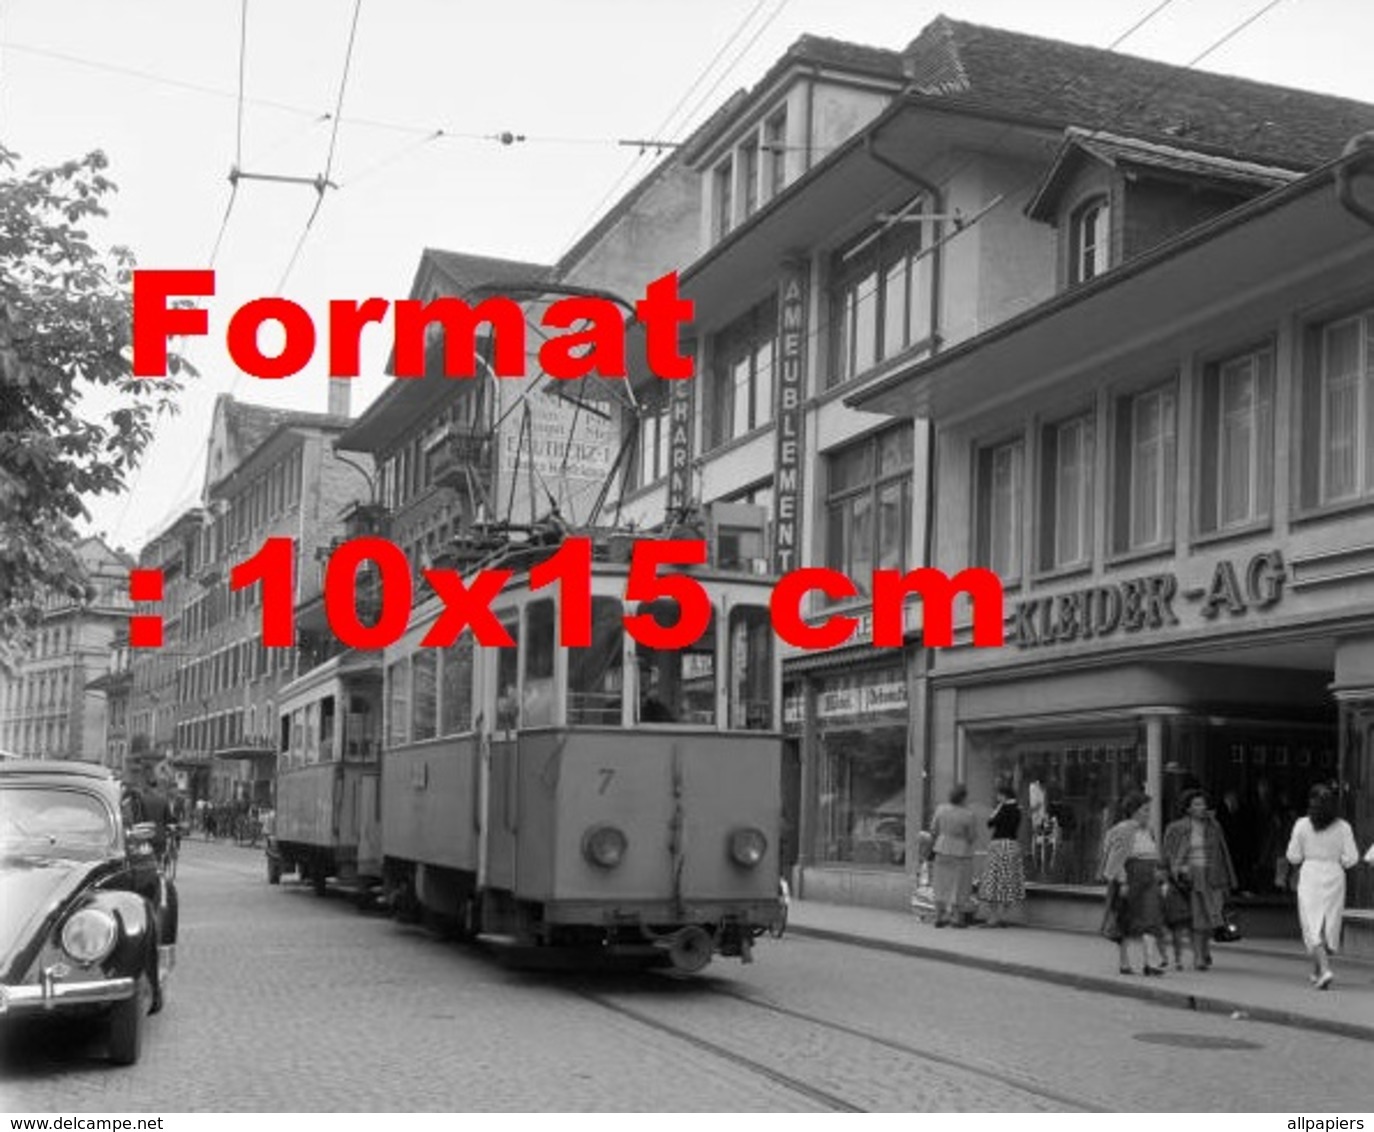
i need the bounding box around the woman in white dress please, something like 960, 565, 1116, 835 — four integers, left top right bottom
1285, 785, 1360, 990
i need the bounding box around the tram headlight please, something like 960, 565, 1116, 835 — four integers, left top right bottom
728, 827, 768, 869
60, 908, 118, 965
582, 824, 628, 869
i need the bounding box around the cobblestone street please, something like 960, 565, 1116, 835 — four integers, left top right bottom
3, 839, 1371, 1112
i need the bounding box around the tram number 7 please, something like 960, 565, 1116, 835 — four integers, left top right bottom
597, 768, 615, 795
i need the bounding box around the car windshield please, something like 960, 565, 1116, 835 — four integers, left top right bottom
0, 786, 118, 859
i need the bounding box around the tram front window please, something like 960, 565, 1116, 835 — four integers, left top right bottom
635, 600, 716, 726
569, 597, 623, 726
524, 600, 555, 727
729, 605, 773, 730
495, 618, 520, 732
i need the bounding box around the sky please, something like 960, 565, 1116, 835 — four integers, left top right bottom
3, 0, 1374, 555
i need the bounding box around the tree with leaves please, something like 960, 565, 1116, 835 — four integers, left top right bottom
0, 145, 192, 665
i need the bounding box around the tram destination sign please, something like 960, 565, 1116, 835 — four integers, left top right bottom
1012, 550, 1287, 648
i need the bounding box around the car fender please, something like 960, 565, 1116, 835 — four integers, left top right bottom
93, 890, 157, 974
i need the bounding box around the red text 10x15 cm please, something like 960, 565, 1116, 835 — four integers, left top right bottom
127, 537, 1006, 652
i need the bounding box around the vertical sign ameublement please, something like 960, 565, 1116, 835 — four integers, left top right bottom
665, 369, 694, 517
773, 264, 807, 574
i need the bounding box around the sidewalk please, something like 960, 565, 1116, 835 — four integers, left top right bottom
786, 898, 1374, 1042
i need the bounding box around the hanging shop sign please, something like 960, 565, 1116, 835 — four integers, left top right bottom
772, 263, 807, 575
1012, 550, 1287, 649
665, 370, 694, 517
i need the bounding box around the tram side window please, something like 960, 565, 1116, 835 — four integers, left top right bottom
412, 651, 438, 741
320, 695, 336, 761
635, 600, 716, 725
495, 620, 520, 732
279, 714, 291, 772
568, 597, 623, 726
387, 660, 410, 747
524, 599, 556, 728
291, 708, 305, 769
305, 702, 319, 764
729, 606, 773, 730
441, 637, 473, 735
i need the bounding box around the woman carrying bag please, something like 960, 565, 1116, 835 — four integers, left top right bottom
1161, 789, 1238, 971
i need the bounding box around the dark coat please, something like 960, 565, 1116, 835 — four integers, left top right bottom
1161, 814, 1237, 893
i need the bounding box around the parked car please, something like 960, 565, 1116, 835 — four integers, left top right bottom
0, 760, 177, 1065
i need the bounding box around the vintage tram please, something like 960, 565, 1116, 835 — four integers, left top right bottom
377, 536, 785, 970
270, 652, 384, 894
272, 520, 787, 970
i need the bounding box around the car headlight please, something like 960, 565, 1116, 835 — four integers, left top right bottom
60, 908, 119, 965
728, 827, 768, 869
582, 824, 627, 869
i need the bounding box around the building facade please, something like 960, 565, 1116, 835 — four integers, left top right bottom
0, 536, 132, 763
158, 393, 370, 804
611, 15, 1374, 910
855, 155, 1374, 948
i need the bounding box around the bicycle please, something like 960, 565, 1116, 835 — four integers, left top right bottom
158, 823, 182, 880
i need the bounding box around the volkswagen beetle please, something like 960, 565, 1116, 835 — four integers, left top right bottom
0, 760, 177, 1065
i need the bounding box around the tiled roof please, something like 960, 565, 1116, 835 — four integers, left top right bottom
901, 16, 1374, 169
1026, 128, 1302, 219
422, 249, 551, 295
220, 396, 348, 456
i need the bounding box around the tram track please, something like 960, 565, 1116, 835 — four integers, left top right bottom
572, 988, 865, 1112
570, 973, 1107, 1112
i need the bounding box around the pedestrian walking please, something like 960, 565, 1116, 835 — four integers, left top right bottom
979, 783, 1024, 927
1286, 784, 1359, 990
1100, 791, 1167, 976
1161, 788, 1237, 971
930, 783, 977, 928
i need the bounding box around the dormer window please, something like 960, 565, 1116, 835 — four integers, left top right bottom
714, 158, 734, 239
1070, 196, 1110, 284
741, 139, 759, 220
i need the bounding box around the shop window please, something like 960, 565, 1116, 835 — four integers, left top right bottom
568, 597, 623, 726
386, 660, 409, 748
441, 637, 474, 735
411, 650, 437, 741
1198, 345, 1274, 533
1069, 196, 1110, 285
984, 735, 1145, 886
728, 606, 772, 730
828, 198, 933, 388
975, 436, 1025, 584
814, 670, 907, 867
1112, 383, 1176, 553
523, 600, 555, 728
825, 424, 913, 595
708, 299, 776, 449
635, 601, 716, 725
1298, 308, 1374, 509
1038, 413, 1094, 571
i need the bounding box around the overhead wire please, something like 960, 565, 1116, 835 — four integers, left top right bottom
556, 0, 785, 262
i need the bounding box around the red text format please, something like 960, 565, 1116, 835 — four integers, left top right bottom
211, 537, 1005, 652
131, 270, 694, 381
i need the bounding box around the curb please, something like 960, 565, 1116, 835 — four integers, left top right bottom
788, 924, 1374, 1044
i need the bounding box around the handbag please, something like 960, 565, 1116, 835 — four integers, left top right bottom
1212, 908, 1243, 943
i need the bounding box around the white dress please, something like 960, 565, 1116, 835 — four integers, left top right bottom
1286, 817, 1359, 951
